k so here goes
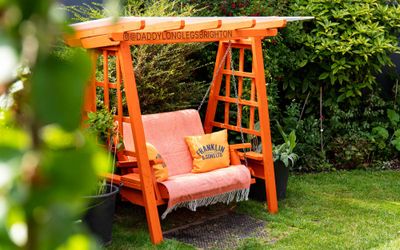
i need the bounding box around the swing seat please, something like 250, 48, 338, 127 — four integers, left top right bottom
119, 109, 252, 218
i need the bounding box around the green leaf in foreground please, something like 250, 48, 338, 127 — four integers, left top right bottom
31, 49, 91, 131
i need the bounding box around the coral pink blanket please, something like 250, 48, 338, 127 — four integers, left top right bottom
160, 164, 251, 219
122, 109, 251, 218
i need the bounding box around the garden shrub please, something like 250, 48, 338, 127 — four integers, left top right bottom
325, 92, 400, 169
268, 0, 400, 170
180, 0, 400, 171
67, 0, 207, 114
179, 0, 288, 16
284, 0, 400, 105
280, 102, 333, 171
67, 0, 400, 171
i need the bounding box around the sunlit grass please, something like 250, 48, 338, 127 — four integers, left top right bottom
106, 170, 400, 249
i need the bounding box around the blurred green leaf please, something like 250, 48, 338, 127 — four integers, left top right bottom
34, 140, 100, 205
41, 125, 80, 150
0, 111, 29, 152
0, 124, 29, 163
57, 233, 96, 250
31, 49, 91, 131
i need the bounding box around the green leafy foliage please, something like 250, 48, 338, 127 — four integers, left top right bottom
285, 0, 400, 105
31, 50, 91, 131
329, 132, 374, 169
384, 109, 400, 152
179, 0, 288, 17
0, 0, 115, 248
263, 0, 399, 170
250, 119, 299, 168
68, 0, 208, 114
86, 106, 116, 144
293, 115, 331, 172
387, 108, 400, 126
273, 133, 299, 168
371, 126, 389, 149
272, 122, 299, 168
179, 0, 400, 172
391, 129, 400, 151
326, 92, 400, 168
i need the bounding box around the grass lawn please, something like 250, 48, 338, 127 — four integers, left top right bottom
106, 170, 400, 249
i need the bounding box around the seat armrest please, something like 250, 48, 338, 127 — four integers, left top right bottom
122, 149, 136, 157
229, 143, 252, 150
237, 151, 263, 161
100, 173, 121, 184
117, 158, 164, 168
229, 143, 251, 165
117, 160, 138, 168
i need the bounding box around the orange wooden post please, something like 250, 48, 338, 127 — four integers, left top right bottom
82, 51, 98, 122
237, 48, 244, 127
103, 50, 110, 109
115, 53, 123, 136
251, 37, 278, 213
224, 49, 231, 125
204, 41, 228, 133
118, 42, 163, 244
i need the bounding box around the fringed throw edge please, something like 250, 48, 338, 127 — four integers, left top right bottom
161, 188, 250, 219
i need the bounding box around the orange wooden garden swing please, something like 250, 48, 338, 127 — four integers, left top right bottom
66, 16, 312, 244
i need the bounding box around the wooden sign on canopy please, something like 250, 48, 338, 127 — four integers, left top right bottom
66, 16, 313, 244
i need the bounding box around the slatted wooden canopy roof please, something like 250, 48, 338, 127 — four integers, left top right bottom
66, 16, 313, 48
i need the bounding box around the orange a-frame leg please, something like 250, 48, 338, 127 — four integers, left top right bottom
251, 37, 278, 213
118, 42, 163, 244
204, 39, 278, 214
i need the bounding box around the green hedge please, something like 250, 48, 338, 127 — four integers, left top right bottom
181, 0, 400, 171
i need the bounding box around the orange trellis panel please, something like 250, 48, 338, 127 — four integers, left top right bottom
66, 16, 313, 244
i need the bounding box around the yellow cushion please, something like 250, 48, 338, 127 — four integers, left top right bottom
145, 143, 168, 182
185, 129, 230, 173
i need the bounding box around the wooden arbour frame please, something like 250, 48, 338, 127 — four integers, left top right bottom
66, 16, 312, 244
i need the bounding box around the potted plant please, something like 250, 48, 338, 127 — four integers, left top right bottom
83, 107, 119, 245
272, 125, 298, 200
82, 181, 119, 245
249, 122, 299, 201
86, 106, 116, 145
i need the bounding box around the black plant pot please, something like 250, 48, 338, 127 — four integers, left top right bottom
249, 160, 289, 201
274, 160, 289, 200
83, 184, 119, 245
